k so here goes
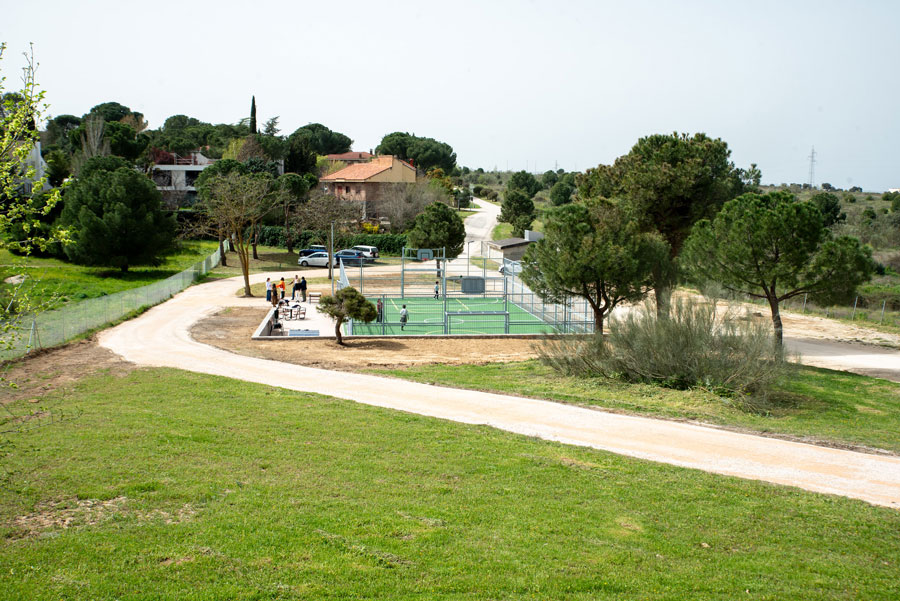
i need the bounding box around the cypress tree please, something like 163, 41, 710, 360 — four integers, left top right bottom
250, 95, 257, 134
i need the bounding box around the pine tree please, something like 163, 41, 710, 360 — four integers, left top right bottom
249, 95, 257, 134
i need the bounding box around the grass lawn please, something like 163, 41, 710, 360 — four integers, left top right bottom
0, 241, 219, 308
1, 368, 899, 599
372, 360, 900, 453
201, 245, 307, 280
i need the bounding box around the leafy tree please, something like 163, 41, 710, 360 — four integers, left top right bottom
426, 167, 453, 193
740, 162, 762, 191
1, 43, 65, 358
375, 131, 456, 172
521, 200, 666, 333
263, 116, 280, 136
276, 172, 310, 253
104, 121, 148, 160
578, 132, 744, 315
507, 171, 542, 199
683, 191, 875, 350
43, 114, 81, 153
289, 123, 352, 155
499, 189, 535, 237
549, 181, 574, 206
197, 171, 284, 295
254, 132, 286, 160
809, 192, 846, 227
88, 101, 133, 123
318, 286, 376, 345
377, 181, 450, 232
283, 134, 317, 174
249, 96, 257, 134
407, 137, 456, 173
60, 165, 175, 272
376, 131, 414, 158
79, 155, 132, 179
44, 149, 71, 187
293, 192, 364, 279
406, 201, 465, 258
541, 170, 559, 189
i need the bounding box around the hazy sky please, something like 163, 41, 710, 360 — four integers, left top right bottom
2, 0, 898, 190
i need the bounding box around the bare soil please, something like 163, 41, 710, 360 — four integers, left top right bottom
191, 306, 541, 371
2, 339, 134, 405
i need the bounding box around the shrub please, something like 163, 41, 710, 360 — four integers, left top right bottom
538, 299, 785, 406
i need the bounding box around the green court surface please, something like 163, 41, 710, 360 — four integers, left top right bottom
350, 296, 559, 335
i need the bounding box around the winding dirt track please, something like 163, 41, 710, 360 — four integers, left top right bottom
98, 272, 900, 509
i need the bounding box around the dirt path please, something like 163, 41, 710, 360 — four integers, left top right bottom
95, 272, 900, 508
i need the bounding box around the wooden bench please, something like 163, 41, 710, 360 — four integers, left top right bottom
308, 292, 322, 303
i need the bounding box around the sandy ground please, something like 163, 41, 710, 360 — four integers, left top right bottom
193, 306, 540, 370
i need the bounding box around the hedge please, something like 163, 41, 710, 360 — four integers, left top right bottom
255, 226, 408, 255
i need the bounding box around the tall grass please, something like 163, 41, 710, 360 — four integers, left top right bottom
539, 298, 785, 406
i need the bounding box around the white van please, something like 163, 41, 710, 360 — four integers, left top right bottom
351, 245, 379, 260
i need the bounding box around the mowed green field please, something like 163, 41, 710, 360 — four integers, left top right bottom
0, 241, 219, 308
1, 368, 899, 600
352, 296, 559, 335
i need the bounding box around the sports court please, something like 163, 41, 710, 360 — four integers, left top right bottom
349, 295, 561, 336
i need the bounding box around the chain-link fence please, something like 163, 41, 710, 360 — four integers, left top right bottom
3, 247, 222, 360
344, 254, 596, 336
732, 291, 900, 330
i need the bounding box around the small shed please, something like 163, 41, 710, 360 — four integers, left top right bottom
486, 238, 532, 261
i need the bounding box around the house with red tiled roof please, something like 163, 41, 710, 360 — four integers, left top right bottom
320, 155, 417, 218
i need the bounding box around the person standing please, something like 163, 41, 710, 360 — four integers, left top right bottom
299, 276, 308, 302
277, 277, 286, 300
434, 281, 439, 299
399, 305, 408, 331
376, 298, 384, 323
265, 277, 272, 303
291, 275, 300, 299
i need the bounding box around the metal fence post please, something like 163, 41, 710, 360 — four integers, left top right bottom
881, 300, 887, 323
852, 296, 858, 319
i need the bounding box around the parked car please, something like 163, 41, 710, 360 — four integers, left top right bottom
498, 262, 522, 275
297, 245, 327, 258
334, 249, 367, 266
351, 245, 379, 260
297, 251, 330, 267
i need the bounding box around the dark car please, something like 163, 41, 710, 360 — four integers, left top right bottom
334, 249, 367, 266
298, 245, 327, 258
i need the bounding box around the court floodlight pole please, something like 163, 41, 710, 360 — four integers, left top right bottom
401, 247, 405, 297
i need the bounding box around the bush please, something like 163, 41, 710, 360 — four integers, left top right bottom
538, 299, 784, 405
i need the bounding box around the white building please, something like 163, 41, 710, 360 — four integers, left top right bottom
150, 151, 217, 208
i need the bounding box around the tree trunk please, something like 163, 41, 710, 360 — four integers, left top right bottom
284, 206, 294, 254
334, 319, 343, 345
236, 245, 252, 296
654, 284, 671, 320
218, 230, 227, 267
591, 303, 606, 335
252, 227, 259, 260
767, 294, 784, 355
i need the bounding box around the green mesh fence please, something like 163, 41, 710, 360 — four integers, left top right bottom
3, 248, 222, 360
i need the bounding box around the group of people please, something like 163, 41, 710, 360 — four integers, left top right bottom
265, 275, 307, 306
